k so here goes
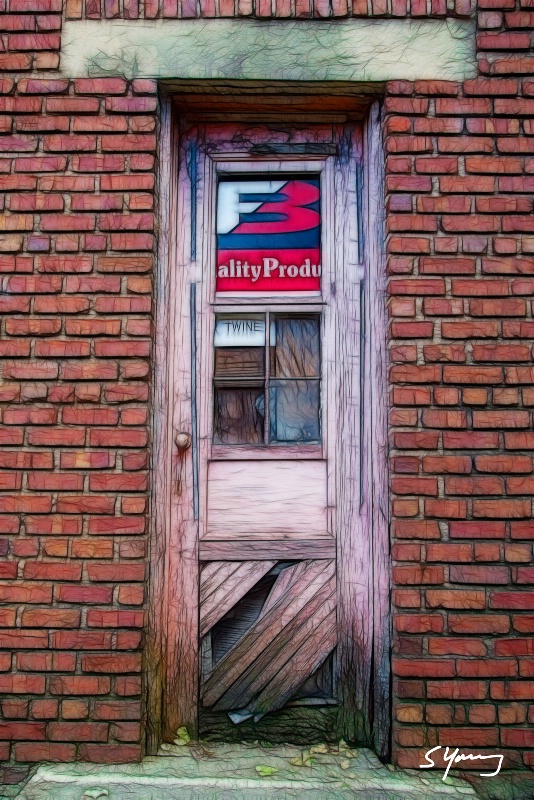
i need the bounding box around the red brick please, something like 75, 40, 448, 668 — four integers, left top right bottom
55, 585, 113, 604
24, 562, 82, 581
74, 78, 128, 95
427, 681, 487, 700
78, 744, 141, 763
395, 615, 443, 635
394, 521, 440, 541
393, 566, 444, 584
51, 631, 111, 650
86, 614, 143, 637
81, 653, 141, 674
14, 743, 75, 762
491, 592, 534, 609
21, 609, 80, 629
17, 653, 76, 672
491, 682, 534, 701
438, 727, 499, 746
393, 659, 455, 678
47, 722, 108, 742
49, 676, 110, 696
426, 590, 486, 609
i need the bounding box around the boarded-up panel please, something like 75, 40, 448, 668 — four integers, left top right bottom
205, 460, 329, 539
200, 560, 276, 637
200, 559, 336, 719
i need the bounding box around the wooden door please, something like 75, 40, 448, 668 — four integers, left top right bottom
155, 114, 388, 748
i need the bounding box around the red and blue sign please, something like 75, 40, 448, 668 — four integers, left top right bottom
216, 176, 321, 293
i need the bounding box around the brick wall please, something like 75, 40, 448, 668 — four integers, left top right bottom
387, 5, 534, 771
0, 7, 156, 775
0, 0, 533, 783
64, 0, 471, 19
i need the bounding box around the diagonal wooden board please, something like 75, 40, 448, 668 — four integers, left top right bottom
202, 559, 336, 712
252, 612, 337, 717
200, 560, 276, 638
213, 585, 336, 712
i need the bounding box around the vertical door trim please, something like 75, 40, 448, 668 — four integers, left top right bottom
365, 100, 391, 760
146, 93, 173, 755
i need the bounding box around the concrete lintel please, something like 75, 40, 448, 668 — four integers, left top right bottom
61, 18, 475, 83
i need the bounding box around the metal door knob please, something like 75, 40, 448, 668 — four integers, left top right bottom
175, 432, 192, 451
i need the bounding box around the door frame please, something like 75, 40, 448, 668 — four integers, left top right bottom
148, 88, 390, 759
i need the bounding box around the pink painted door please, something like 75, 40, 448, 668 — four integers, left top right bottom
168, 120, 368, 743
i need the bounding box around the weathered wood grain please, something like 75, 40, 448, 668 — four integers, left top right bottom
199, 560, 240, 603
200, 560, 276, 637
162, 116, 203, 740
152, 116, 389, 751
330, 123, 372, 745
199, 539, 336, 561
366, 101, 391, 761
213, 581, 336, 712
205, 460, 329, 539
260, 562, 307, 616
252, 612, 337, 717
146, 93, 174, 755
202, 560, 334, 706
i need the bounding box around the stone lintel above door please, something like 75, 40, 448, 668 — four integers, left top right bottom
61, 18, 475, 82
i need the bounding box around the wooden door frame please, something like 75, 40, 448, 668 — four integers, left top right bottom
147, 90, 390, 760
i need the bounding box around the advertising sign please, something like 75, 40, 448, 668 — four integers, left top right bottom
216, 176, 321, 293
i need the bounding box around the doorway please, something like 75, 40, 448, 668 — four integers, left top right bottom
150, 89, 390, 758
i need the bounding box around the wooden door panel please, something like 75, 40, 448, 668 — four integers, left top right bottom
205, 460, 329, 539
201, 559, 335, 718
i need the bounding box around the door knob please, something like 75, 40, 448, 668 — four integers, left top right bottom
175, 432, 192, 451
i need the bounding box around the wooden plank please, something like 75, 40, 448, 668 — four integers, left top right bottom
199, 539, 336, 561
200, 560, 276, 637
260, 562, 307, 617
332, 124, 374, 746
252, 613, 337, 717
162, 118, 202, 741
199, 561, 242, 604
146, 94, 173, 755
366, 101, 391, 761
214, 583, 336, 712
186, 113, 353, 124
202, 560, 334, 706
210, 444, 323, 460
205, 460, 329, 539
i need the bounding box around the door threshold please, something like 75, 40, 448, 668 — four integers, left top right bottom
16, 742, 477, 800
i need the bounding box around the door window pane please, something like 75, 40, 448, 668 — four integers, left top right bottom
271, 317, 320, 378
214, 388, 264, 444
269, 380, 320, 443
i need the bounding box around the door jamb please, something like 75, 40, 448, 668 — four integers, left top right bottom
147, 92, 390, 760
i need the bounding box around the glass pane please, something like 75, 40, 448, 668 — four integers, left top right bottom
271, 317, 320, 378
269, 380, 320, 443
214, 388, 264, 445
